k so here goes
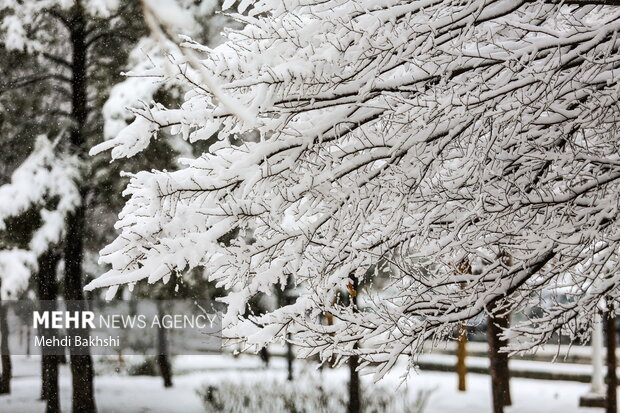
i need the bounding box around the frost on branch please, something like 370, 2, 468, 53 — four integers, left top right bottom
88, 1, 620, 379
0, 136, 80, 299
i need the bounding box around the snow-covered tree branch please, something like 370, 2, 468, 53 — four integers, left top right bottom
88, 0, 620, 378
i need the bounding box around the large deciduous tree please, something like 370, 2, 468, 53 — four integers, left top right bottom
88, 0, 620, 389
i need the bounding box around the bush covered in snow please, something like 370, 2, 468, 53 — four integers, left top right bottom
198, 375, 432, 413
95, 355, 163, 377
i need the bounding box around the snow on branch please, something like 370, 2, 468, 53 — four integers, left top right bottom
0, 136, 80, 299
89, 0, 620, 378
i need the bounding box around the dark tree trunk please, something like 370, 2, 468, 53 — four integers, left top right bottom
286, 333, 294, 381
487, 299, 511, 413
65, 244, 97, 413
156, 303, 173, 388
347, 275, 361, 413
41, 355, 60, 413
65, 201, 97, 413
606, 310, 617, 413
156, 352, 173, 388
64, 3, 97, 412
0, 303, 11, 395
259, 346, 271, 367
277, 280, 295, 381
348, 354, 361, 413
37, 249, 61, 413
26, 328, 31, 357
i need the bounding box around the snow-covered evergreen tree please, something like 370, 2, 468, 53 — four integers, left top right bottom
0, 136, 79, 299
1, 1, 225, 410
0, 135, 78, 401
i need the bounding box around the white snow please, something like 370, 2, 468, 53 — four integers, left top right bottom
0, 354, 607, 413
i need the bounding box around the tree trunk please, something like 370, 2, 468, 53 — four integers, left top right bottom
487, 299, 511, 413
456, 323, 467, 392
606, 309, 617, 413
0, 302, 11, 395
347, 275, 361, 413
41, 355, 60, 413
37, 249, 61, 413
65, 301, 97, 413
286, 333, 294, 381
64, 3, 97, 412
156, 302, 173, 388
456, 267, 469, 392
348, 354, 361, 413
156, 353, 173, 388
277, 280, 295, 381
259, 346, 270, 367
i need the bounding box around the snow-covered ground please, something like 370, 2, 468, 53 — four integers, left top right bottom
0, 354, 604, 413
